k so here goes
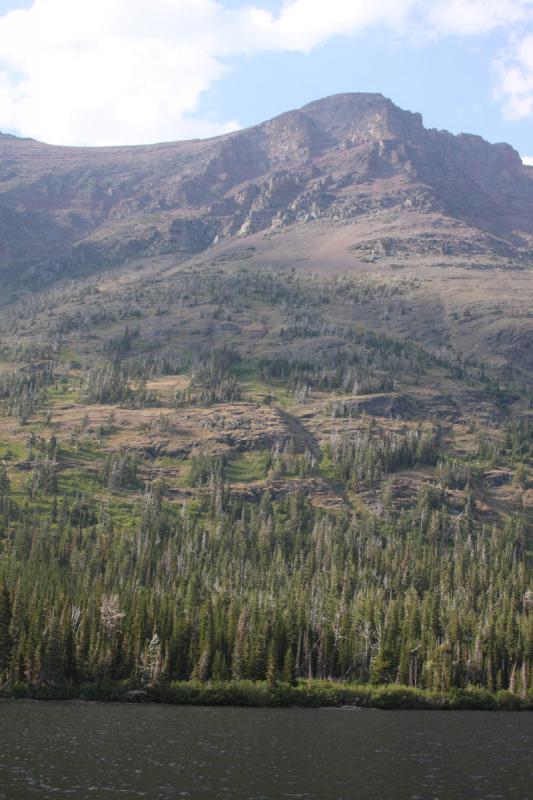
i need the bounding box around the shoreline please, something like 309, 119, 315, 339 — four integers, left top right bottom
1, 680, 531, 711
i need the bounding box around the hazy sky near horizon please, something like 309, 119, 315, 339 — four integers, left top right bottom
0, 0, 531, 161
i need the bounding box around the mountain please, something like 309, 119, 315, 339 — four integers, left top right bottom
1, 92, 532, 281
1, 93, 532, 378
0, 94, 531, 699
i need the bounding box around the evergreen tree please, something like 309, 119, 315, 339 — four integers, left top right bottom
0, 584, 12, 679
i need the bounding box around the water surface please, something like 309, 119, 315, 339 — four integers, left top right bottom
0, 701, 531, 799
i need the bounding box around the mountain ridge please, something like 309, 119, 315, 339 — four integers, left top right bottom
0, 91, 532, 295
0, 92, 532, 382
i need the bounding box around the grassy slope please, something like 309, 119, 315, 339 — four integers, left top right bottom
0, 258, 531, 523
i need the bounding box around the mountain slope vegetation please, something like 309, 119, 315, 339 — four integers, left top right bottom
0, 95, 531, 699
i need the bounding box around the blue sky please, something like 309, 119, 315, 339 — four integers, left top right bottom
201, 28, 529, 152
0, 0, 531, 160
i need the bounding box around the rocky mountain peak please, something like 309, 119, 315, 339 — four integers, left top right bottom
301, 92, 424, 144
0, 92, 532, 295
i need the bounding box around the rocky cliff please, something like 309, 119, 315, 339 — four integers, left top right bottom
1, 93, 532, 292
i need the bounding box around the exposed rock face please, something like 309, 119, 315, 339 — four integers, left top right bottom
0, 92, 532, 291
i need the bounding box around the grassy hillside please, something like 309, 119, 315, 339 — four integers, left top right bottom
0, 259, 531, 697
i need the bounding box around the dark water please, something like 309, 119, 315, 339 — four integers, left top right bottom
0, 702, 531, 800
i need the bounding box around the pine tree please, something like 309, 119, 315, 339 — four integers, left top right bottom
0, 464, 9, 496
0, 584, 12, 679
41, 617, 64, 686
266, 641, 278, 688
282, 646, 295, 685
231, 610, 247, 681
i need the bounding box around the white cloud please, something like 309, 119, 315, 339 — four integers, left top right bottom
0, 0, 243, 145
256, 0, 417, 53
523, 155, 533, 164
0, 0, 531, 145
494, 32, 533, 120
424, 0, 532, 37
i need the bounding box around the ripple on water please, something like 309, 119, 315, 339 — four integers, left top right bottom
0, 704, 531, 800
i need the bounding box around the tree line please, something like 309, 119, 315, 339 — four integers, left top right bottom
0, 480, 530, 696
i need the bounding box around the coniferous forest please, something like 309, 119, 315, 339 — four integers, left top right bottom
0, 265, 531, 708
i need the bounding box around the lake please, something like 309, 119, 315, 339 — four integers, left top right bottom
0, 702, 531, 799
